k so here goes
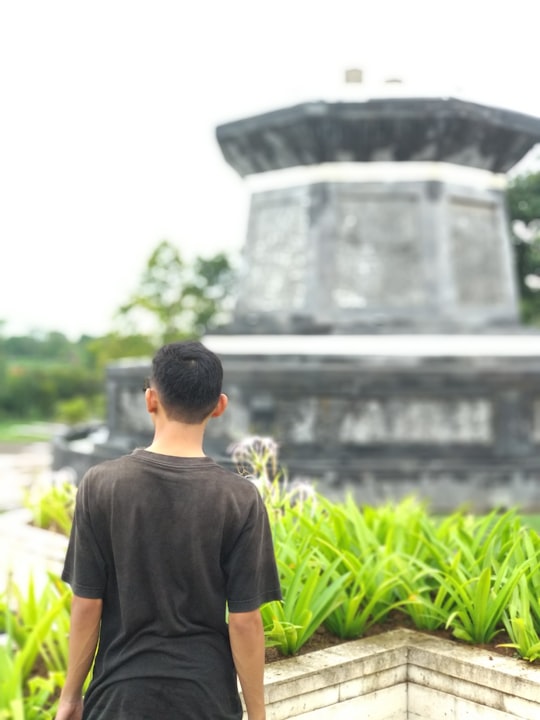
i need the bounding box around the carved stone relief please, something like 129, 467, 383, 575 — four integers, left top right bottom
334, 193, 425, 308
449, 200, 507, 305
280, 397, 492, 445
238, 198, 309, 313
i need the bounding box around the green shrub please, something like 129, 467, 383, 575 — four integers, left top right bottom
54, 397, 93, 425
0, 575, 71, 719
23, 482, 76, 536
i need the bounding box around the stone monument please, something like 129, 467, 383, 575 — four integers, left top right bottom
215, 95, 533, 334
53, 90, 540, 511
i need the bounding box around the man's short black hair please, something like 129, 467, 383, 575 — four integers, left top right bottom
150, 341, 223, 424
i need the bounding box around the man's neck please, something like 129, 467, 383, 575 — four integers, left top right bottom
146, 421, 206, 458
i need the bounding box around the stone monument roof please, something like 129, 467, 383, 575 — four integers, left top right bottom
216, 96, 540, 176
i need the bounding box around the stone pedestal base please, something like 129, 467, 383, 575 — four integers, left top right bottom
203, 334, 540, 512
52, 333, 540, 511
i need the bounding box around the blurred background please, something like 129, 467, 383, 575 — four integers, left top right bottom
2, 0, 540, 514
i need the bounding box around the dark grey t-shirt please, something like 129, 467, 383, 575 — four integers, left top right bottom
62, 449, 282, 719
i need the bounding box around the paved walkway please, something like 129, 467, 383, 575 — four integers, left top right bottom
0, 442, 53, 511
0, 444, 69, 592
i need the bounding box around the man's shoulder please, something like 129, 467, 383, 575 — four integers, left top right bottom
79, 453, 135, 486
206, 461, 243, 481
204, 462, 263, 504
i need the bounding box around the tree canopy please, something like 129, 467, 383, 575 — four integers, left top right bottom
507, 171, 540, 324
114, 240, 234, 343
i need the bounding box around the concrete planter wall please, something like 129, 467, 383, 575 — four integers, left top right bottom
254, 628, 540, 720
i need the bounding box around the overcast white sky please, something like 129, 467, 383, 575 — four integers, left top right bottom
2, 0, 540, 340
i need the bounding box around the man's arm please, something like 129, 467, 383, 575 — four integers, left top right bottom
55, 595, 103, 720
228, 609, 266, 720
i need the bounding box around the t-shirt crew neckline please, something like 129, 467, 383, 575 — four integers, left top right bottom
131, 448, 217, 469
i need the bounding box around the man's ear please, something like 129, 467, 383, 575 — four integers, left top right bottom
145, 387, 159, 415
210, 393, 228, 418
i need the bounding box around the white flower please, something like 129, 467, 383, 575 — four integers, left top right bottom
227, 436, 279, 464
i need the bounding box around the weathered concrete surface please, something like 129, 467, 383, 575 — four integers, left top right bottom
228, 169, 519, 334
203, 334, 540, 512
216, 97, 540, 176
256, 628, 540, 719
52, 334, 540, 511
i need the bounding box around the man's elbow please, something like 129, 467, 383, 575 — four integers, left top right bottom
228, 608, 263, 635
71, 594, 103, 620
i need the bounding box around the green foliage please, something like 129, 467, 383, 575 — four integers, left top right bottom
4, 576, 71, 677
19, 674, 63, 720
0, 422, 55, 444
0, 328, 106, 423
392, 559, 455, 632
260, 613, 302, 652
227, 437, 540, 660
499, 575, 540, 662
9, 484, 540, 667
443, 560, 528, 644
115, 240, 234, 342
508, 172, 540, 224
322, 548, 404, 638
507, 171, 540, 324
0, 575, 71, 719
23, 481, 76, 536
260, 540, 349, 655
82, 332, 154, 371
523, 514, 540, 533
506, 525, 540, 629
0, 363, 103, 423
54, 396, 100, 425
2, 333, 76, 364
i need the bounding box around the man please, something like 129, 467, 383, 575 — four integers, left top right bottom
55, 340, 282, 720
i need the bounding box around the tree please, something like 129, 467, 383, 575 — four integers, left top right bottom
189, 253, 235, 333
0, 364, 103, 420
83, 332, 155, 371
507, 171, 540, 324
115, 240, 234, 343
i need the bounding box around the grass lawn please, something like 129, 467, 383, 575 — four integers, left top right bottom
522, 514, 540, 532
0, 420, 59, 444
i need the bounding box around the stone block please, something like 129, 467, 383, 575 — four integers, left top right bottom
288, 684, 407, 719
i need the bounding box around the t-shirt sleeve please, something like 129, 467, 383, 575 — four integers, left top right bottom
224, 486, 282, 613
62, 472, 107, 598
